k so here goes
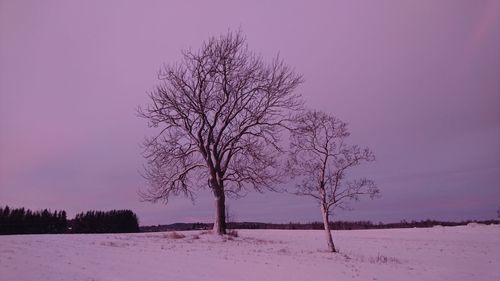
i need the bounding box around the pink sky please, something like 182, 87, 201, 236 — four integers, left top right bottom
1, 0, 499, 225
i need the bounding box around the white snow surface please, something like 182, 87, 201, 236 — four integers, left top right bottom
1, 225, 499, 281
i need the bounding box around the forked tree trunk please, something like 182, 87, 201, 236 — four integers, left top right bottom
321, 205, 336, 252
213, 189, 227, 235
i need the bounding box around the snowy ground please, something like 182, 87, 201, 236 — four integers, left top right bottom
1, 224, 499, 281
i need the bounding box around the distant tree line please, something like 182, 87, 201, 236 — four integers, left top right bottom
0, 206, 139, 235
139, 219, 499, 232
238, 219, 499, 230
234, 219, 499, 230
72, 210, 139, 233
0, 206, 67, 234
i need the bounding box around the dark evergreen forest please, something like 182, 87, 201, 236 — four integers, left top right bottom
72, 210, 139, 233
0, 206, 139, 235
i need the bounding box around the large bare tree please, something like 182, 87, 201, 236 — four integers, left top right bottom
287, 110, 379, 252
138, 31, 303, 235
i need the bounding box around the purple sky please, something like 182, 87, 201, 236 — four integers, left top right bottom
1, 0, 499, 225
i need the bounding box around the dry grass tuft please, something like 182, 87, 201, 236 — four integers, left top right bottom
164, 231, 186, 239
199, 230, 212, 235
369, 253, 401, 264
226, 229, 239, 237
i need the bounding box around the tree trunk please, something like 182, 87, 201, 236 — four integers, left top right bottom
321, 205, 336, 252
213, 189, 227, 235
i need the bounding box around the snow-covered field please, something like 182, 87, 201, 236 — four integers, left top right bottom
1, 224, 499, 281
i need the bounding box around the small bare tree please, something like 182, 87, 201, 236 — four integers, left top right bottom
138, 31, 303, 235
287, 110, 379, 252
